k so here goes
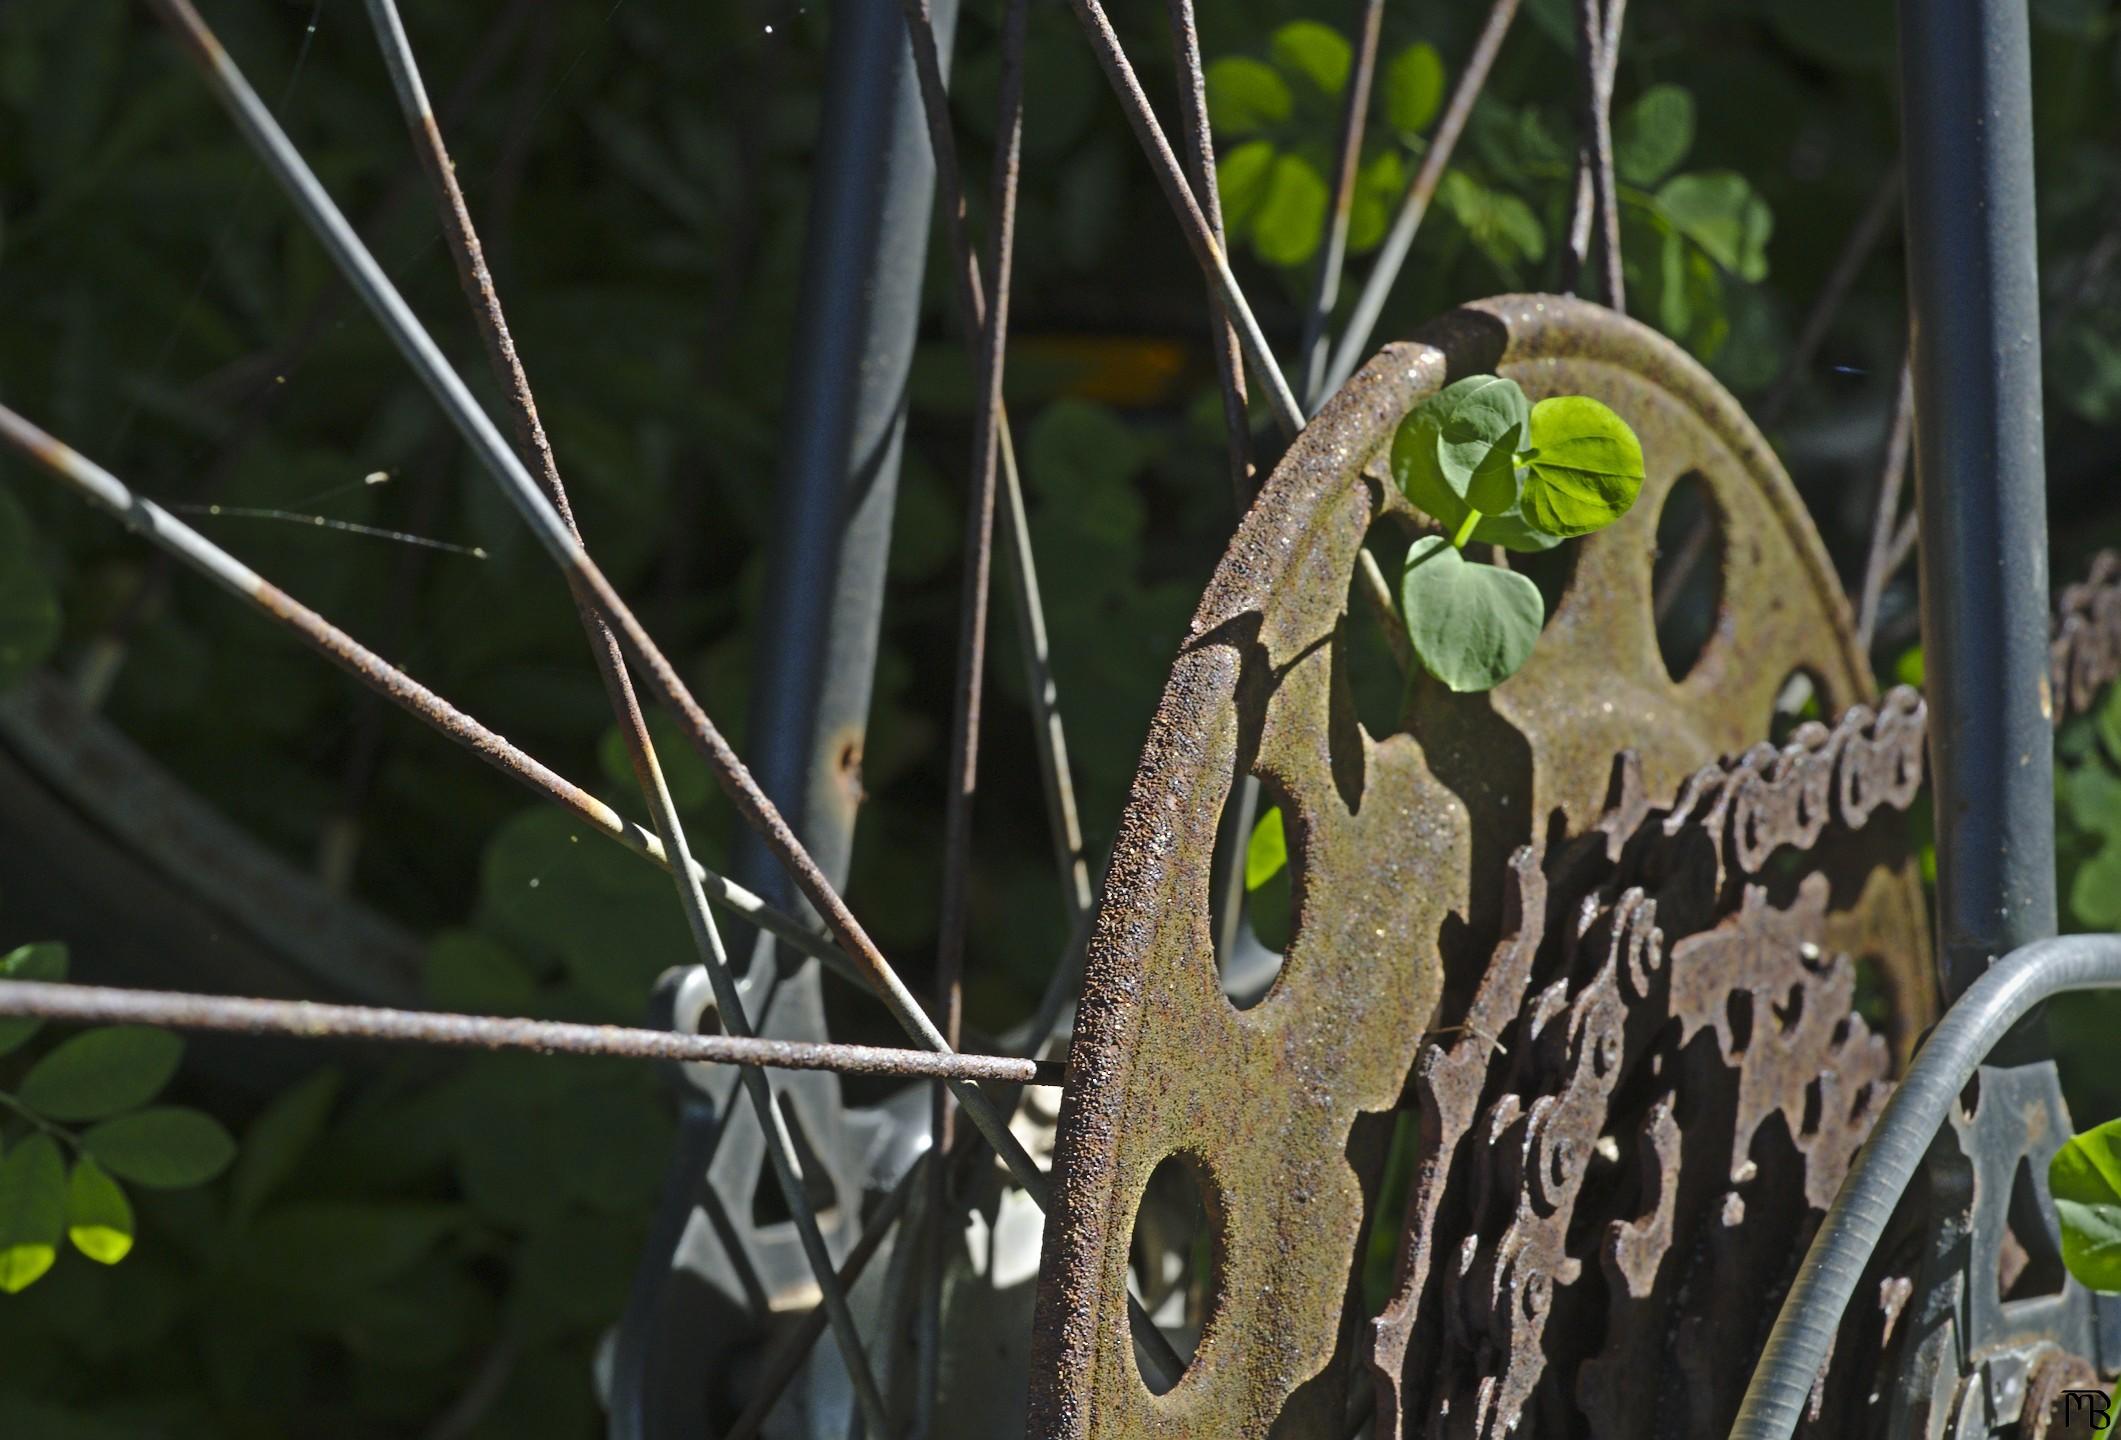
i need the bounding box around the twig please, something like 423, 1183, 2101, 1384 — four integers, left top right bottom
360, 3, 886, 1423
1322, 0, 1519, 398
1299, 0, 1386, 412
0, 981, 1054, 1084
1856, 358, 1915, 653
1165, 0, 1257, 505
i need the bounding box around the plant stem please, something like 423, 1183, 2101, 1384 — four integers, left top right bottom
1451, 509, 1483, 549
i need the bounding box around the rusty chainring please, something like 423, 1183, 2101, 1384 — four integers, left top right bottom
1027, 296, 1938, 1438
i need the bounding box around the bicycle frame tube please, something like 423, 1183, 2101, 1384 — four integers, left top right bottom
1899, 0, 2056, 1002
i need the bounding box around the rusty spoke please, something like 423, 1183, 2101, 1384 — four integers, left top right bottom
1063, 0, 1305, 435
1166, 0, 1257, 505
0, 982, 1053, 1084
1856, 358, 1916, 653
1321, 0, 1519, 399
1298, 0, 1387, 413
141, 0, 1048, 1233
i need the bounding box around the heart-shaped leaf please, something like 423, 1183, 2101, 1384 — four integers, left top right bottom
1392, 376, 1531, 532
1400, 538, 1545, 693
1522, 395, 1646, 537
2052, 1118, 2121, 1292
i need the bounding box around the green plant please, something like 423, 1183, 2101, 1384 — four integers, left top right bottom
1391, 374, 1644, 691
0, 944, 234, 1293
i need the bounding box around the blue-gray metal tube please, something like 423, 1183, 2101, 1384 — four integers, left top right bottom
1898, 0, 2056, 1000
1727, 933, 2121, 1440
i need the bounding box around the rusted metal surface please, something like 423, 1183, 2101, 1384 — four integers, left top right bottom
0, 980, 1054, 1083
1029, 295, 1935, 1438
1370, 697, 1925, 1437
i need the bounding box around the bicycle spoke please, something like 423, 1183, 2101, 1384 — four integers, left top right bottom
1323, 0, 1518, 399
1063, 0, 1304, 435
0, 407, 845, 977
1568, 0, 1627, 310
723, 1154, 928, 1440
901, 0, 1095, 933
1298, 0, 1387, 413
0, 981, 1053, 1083
140, 0, 1045, 1233
1165, 0, 1257, 506
1858, 360, 1917, 653
921, 0, 1028, 1425
357, 5, 895, 1422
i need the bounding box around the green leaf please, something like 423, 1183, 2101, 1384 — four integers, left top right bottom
65, 1157, 132, 1265
1383, 42, 1444, 134
1214, 140, 1277, 237
1269, 21, 1351, 98
2097, 685, 2121, 767
19, 1026, 183, 1122
1613, 84, 1694, 185
0, 485, 60, 691
1347, 148, 1406, 253
1436, 170, 1546, 276
0, 1133, 64, 1292
1657, 171, 1773, 281
2071, 845, 2121, 929
1400, 538, 1545, 693
2052, 1118, 2121, 1292
1245, 807, 1287, 891
0, 941, 67, 1057
1204, 57, 1292, 135
83, 1107, 235, 1189
1250, 152, 1329, 266
1392, 375, 1531, 532
229, 1067, 342, 1227
1521, 396, 1646, 537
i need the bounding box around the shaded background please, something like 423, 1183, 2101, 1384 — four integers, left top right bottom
0, 0, 2118, 1433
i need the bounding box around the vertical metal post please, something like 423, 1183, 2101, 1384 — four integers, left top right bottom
612, 3, 953, 1434
1897, 0, 2056, 1002
734, 0, 957, 916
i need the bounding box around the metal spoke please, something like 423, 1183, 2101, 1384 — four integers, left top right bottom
1166, 0, 1257, 505
1856, 358, 1916, 653
1298, 0, 1386, 412
901, 0, 1095, 937
139, 0, 1043, 1230
1063, 0, 1304, 435
0, 982, 1053, 1084
1322, 0, 1519, 399
723, 1154, 929, 1440
0, 406, 838, 980
922, 0, 1027, 1424
1567, 0, 1627, 310
357, 3, 888, 1422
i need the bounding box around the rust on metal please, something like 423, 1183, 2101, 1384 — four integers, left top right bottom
1030, 296, 1934, 1439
